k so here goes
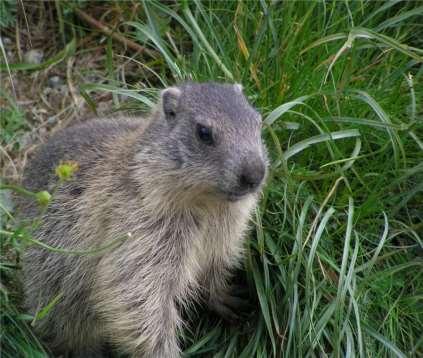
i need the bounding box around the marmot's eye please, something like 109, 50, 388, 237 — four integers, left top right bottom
196, 124, 214, 145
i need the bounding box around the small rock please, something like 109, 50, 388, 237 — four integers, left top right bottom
48, 75, 64, 89
23, 49, 44, 65
6, 50, 16, 62
47, 116, 58, 125
1, 36, 12, 46
19, 132, 34, 148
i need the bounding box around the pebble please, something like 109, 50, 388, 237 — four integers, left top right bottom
19, 132, 34, 148
48, 75, 64, 89
47, 116, 59, 125
6, 50, 16, 62
0, 36, 12, 46
23, 49, 44, 65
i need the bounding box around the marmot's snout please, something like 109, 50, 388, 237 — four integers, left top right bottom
223, 152, 267, 202
238, 157, 266, 191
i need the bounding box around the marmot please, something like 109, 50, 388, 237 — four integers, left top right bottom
19, 82, 268, 357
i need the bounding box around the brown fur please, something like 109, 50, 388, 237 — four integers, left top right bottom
20, 82, 268, 357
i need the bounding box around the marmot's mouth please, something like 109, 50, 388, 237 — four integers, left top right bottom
220, 190, 252, 202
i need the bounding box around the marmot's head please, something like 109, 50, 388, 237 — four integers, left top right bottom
144, 82, 268, 202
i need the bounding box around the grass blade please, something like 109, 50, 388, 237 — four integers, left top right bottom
264, 95, 311, 126
80, 83, 155, 108
282, 129, 360, 161
182, 6, 234, 80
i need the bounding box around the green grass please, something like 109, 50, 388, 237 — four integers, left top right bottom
1, 1, 423, 357
0, 91, 27, 151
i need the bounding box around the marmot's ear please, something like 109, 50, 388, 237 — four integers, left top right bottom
233, 83, 243, 94
161, 87, 182, 120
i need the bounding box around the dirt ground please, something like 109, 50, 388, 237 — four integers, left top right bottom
1, 1, 156, 183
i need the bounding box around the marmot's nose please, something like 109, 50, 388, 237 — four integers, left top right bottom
239, 160, 266, 191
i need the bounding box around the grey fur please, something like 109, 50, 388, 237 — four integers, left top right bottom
20, 82, 268, 357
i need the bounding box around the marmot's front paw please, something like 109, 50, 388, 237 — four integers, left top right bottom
208, 289, 251, 324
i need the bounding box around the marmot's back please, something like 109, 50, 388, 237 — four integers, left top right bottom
22, 118, 142, 194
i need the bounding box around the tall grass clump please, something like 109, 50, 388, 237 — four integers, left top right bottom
1, 1, 422, 357
128, 1, 422, 356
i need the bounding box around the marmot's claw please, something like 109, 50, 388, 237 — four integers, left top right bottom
209, 290, 253, 324
209, 299, 240, 323
231, 284, 250, 298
